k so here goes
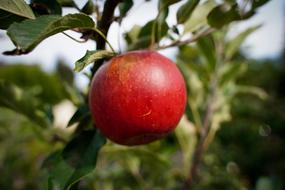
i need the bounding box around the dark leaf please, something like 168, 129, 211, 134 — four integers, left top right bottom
252, 0, 270, 9
0, 0, 35, 29
138, 19, 169, 43
0, 9, 25, 29
207, 3, 254, 29
0, 0, 35, 19
197, 35, 216, 71
74, 50, 116, 72
81, 0, 94, 15
57, 0, 75, 7
5, 13, 95, 55
67, 104, 90, 127
177, 0, 200, 24
119, 0, 133, 18
43, 129, 106, 190
31, 0, 62, 16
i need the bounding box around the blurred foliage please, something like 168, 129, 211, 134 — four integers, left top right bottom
0, 0, 278, 189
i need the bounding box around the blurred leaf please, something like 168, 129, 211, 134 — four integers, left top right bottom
125, 25, 141, 45
67, 104, 90, 127
43, 129, 106, 190
177, 0, 200, 24
119, 0, 133, 18
252, 0, 270, 9
139, 20, 169, 42
158, 0, 180, 10
5, 13, 94, 55
219, 62, 247, 86
207, 3, 254, 29
0, 80, 52, 127
197, 34, 216, 71
81, 0, 94, 15
103, 145, 170, 170
31, 0, 62, 16
57, 0, 75, 7
184, 0, 216, 33
74, 50, 116, 72
235, 85, 268, 100
128, 36, 152, 50
0, 64, 70, 104
0, 0, 35, 29
175, 115, 197, 176
225, 25, 260, 60
255, 177, 274, 190
56, 61, 74, 85
0, 0, 35, 19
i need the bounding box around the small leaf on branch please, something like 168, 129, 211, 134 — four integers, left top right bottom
177, 0, 200, 24
74, 50, 116, 72
4, 13, 95, 55
81, 0, 94, 15
207, 3, 254, 29
119, 0, 133, 18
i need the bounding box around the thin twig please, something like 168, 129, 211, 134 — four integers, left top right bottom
157, 28, 215, 50
91, 0, 122, 76
62, 32, 87, 43
183, 39, 224, 189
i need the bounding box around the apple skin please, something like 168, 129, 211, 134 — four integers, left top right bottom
89, 50, 186, 145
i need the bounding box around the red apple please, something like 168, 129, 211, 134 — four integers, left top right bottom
89, 50, 186, 145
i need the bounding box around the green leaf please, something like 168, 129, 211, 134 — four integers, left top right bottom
225, 25, 260, 60
158, 0, 180, 11
57, 0, 75, 7
43, 129, 106, 190
0, 64, 71, 105
125, 25, 141, 45
0, 80, 52, 127
177, 0, 200, 24
119, 0, 133, 18
175, 115, 197, 177
252, 0, 270, 9
31, 0, 62, 16
184, 0, 217, 33
81, 0, 94, 15
128, 36, 152, 50
5, 13, 95, 55
0, 0, 35, 19
67, 104, 90, 127
197, 34, 216, 71
235, 85, 268, 100
139, 19, 169, 42
207, 3, 254, 29
74, 50, 116, 72
0, 9, 25, 29
0, 0, 36, 29
219, 62, 247, 86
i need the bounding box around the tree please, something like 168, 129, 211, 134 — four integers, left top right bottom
0, 0, 270, 189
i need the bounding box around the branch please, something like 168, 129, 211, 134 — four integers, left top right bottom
183, 40, 223, 189
91, 0, 122, 76
157, 28, 215, 50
